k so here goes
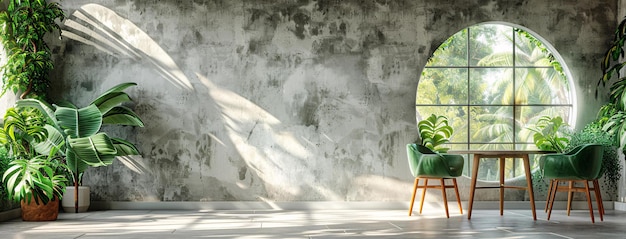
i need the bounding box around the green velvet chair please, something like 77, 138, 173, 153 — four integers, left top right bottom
540, 144, 604, 223
407, 143, 464, 218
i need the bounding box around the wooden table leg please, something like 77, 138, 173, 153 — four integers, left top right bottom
468, 154, 480, 220
522, 154, 537, 220
499, 156, 505, 216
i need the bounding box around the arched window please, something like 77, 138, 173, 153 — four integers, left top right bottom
416, 23, 575, 181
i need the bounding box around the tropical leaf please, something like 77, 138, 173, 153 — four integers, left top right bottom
55, 104, 103, 138
68, 133, 117, 167
90, 82, 137, 113
102, 106, 145, 127
418, 114, 454, 153
32, 124, 65, 156
111, 138, 140, 156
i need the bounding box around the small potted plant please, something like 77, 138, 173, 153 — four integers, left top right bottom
0, 107, 68, 221
3, 154, 68, 221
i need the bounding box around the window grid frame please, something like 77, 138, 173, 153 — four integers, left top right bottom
417, 25, 574, 179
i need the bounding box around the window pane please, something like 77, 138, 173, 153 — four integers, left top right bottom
416, 106, 468, 143
517, 106, 572, 143
515, 68, 570, 105
469, 106, 514, 144
470, 24, 513, 66
469, 68, 513, 105
515, 30, 552, 67
417, 68, 467, 105
426, 29, 467, 67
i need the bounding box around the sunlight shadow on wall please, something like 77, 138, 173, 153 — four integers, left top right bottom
61, 4, 194, 91
197, 73, 342, 200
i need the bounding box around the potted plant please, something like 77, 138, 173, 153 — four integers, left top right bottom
3, 154, 67, 221
0, 107, 68, 221
418, 114, 453, 153
0, 0, 65, 99
17, 82, 144, 213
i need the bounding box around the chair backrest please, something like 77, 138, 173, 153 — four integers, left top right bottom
571, 144, 604, 179
542, 144, 604, 180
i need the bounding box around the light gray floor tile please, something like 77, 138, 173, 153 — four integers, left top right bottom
1, 209, 625, 238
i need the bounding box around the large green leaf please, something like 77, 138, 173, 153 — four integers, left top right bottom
68, 133, 117, 167
417, 114, 453, 153
103, 106, 145, 127
111, 137, 140, 156
93, 92, 132, 115
65, 150, 88, 176
15, 99, 58, 127
55, 104, 102, 138
32, 124, 65, 156
90, 82, 137, 113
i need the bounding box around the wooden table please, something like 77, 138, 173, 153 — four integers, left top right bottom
449, 150, 553, 220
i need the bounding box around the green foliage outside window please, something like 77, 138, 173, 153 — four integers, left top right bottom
417, 24, 572, 180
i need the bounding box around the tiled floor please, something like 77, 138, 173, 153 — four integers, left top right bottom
1, 209, 625, 238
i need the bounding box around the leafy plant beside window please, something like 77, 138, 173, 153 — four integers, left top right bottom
597, 16, 626, 153
0, 0, 65, 99
527, 116, 571, 153
418, 114, 453, 153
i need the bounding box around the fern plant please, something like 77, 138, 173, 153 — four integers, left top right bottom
418, 114, 453, 153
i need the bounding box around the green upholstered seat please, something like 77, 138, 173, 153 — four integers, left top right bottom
406, 143, 464, 218
540, 144, 604, 223
407, 144, 464, 178
541, 144, 604, 180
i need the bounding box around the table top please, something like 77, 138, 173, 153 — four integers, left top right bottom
447, 150, 555, 155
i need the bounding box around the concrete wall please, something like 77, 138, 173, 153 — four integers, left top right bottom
14, 0, 617, 202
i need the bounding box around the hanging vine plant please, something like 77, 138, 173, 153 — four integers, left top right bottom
0, 0, 65, 99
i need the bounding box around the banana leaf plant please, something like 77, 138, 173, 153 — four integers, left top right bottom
15, 82, 144, 212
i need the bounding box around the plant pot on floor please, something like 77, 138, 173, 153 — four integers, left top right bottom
21, 196, 59, 221
62, 186, 90, 213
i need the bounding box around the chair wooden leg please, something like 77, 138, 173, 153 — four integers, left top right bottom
592, 179, 604, 221
567, 181, 574, 216
452, 178, 463, 215
547, 179, 559, 221
441, 178, 450, 218
419, 179, 429, 215
584, 181, 595, 223
545, 179, 554, 213
409, 178, 420, 216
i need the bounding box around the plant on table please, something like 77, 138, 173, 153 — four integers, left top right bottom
16, 82, 144, 213
418, 114, 453, 153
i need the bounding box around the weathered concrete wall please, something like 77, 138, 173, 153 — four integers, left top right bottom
38, 0, 616, 202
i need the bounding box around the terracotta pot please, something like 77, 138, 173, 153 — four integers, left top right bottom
20, 196, 59, 221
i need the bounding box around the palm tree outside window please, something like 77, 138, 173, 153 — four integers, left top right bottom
416, 23, 575, 181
